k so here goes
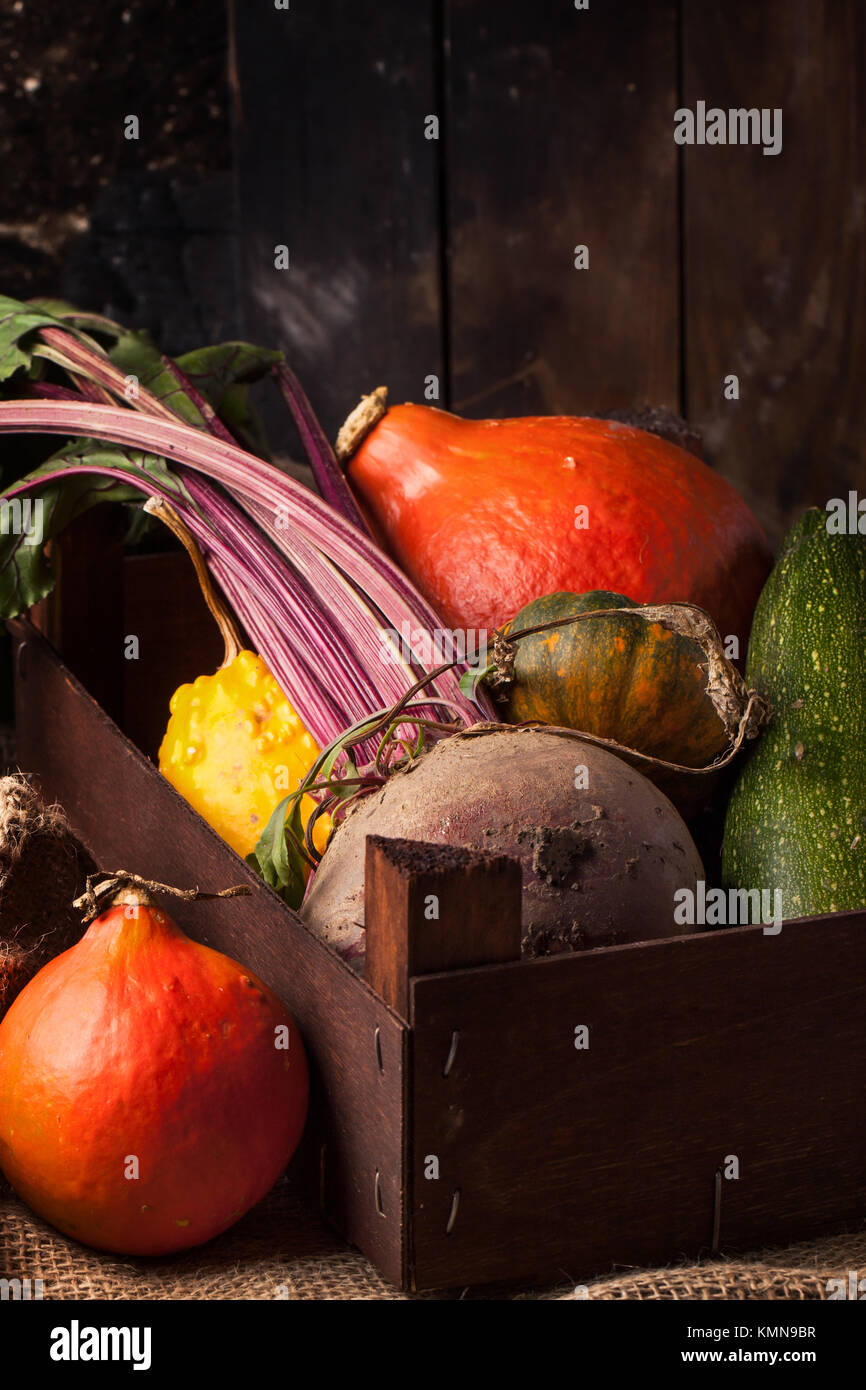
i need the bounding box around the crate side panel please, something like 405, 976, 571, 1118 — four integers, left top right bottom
12, 621, 408, 1288
410, 916, 866, 1290
122, 552, 224, 761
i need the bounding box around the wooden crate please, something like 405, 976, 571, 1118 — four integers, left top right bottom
10, 545, 866, 1292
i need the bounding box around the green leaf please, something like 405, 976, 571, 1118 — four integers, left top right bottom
0, 321, 283, 617
317, 742, 366, 790
0, 324, 211, 596
0, 294, 124, 388
175, 342, 284, 459
328, 754, 361, 802
246, 794, 309, 910
458, 663, 495, 699
109, 330, 211, 430
26, 299, 124, 340
110, 334, 282, 456
0, 444, 194, 619
0, 294, 72, 383
175, 341, 284, 403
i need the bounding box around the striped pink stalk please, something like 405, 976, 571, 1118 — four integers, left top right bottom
0, 399, 493, 745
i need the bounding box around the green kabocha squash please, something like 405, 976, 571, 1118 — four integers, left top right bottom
501, 590, 750, 766
722, 509, 866, 919
494, 590, 765, 819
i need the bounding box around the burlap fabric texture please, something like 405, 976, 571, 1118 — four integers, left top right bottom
2, 1172, 864, 1300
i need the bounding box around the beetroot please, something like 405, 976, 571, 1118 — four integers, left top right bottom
302, 726, 704, 961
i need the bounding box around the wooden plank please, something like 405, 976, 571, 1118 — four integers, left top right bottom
0, 1, 234, 315
65, 171, 242, 357
365, 836, 521, 1021
30, 508, 126, 726
233, 1, 444, 440
445, 0, 681, 416
410, 913, 866, 1290
122, 552, 224, 761
10, 619, 409, 1288
682, 0, 866, 546
32, 543, 224, 765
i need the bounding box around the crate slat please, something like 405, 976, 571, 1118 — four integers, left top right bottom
365, 835, 522, 1021
409, 915, 866, 1288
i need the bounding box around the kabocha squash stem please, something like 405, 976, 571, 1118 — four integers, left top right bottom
143, 496, 242, 669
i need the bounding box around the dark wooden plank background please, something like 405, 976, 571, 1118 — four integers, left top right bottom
229, 0, 865, 542
2, 0, 864, 541
682, 0, 866, 540
445, 1, 680, 418
233, 0, 445, 444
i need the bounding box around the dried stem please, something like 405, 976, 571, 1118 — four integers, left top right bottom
143, 496, 244, 667
74, 871, 251, 923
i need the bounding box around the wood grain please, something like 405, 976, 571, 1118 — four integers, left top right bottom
682, 0, 866, 545
233, 0, 444, 439
30, 508, 126, 726
444, 0, 681, 417
365, 836, 521, 1021
122, 552, 224, 761
10, 618, 409, 1288
410, 913, 866, 1289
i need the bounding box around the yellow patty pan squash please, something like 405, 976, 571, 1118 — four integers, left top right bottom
145, 496, 330, 867
159, 650, 331, 861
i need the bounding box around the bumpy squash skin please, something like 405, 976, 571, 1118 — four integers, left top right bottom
504, 590, 729, 768
722, 509, 866, 918
0, 902, 309, 1255
347, 406, 771, 649
159, 650, 329, 860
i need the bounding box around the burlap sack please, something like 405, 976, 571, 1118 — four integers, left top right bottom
2, 1171, 864, 1300
541, 1228, 866, 1301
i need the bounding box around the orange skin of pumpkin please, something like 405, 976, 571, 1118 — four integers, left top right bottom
0, 898, 308, 1256
347, 407, 772, 648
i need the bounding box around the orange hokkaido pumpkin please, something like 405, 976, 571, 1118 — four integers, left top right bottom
0, 885, 308, 1255
345, 403, 771, 649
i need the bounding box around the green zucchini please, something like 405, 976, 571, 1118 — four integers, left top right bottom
722, 507, 866, 918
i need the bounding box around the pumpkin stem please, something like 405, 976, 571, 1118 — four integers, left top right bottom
74, 871, 251, 923
143, 496, 244, 669
486, 628, 517, 698
334, 386, 388, 464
